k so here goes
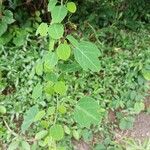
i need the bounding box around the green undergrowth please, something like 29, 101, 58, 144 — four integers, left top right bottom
0, 0, 150, 149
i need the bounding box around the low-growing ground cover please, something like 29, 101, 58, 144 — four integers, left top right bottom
0, 0, 150, 149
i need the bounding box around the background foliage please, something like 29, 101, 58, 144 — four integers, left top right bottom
0, 0, 150, 149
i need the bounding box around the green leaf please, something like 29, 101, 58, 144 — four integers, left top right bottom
8, 140, 19, 150
2, 10, 15, 24
32, 83, 43, 100
50, 124, 64, 141
21, 140, 30, 150
48, 23, 64, 39
48, 0, 57, 11
36, 23, 48, 37
119, 117, 135, 130
34, 110, 46, 121
67, 2, 77, 13
67, 36, 101, 72
58, 105, 67, 114
35, 130, 48, 140
72, 130, 80, 140
43, 52, 58, 71
134, 102, 145, 114
44, 81, 54, 95
21, 105, 39, 132
0, 105, 6, 114
35, 60, 43, 76
0, 22, 7, 36
54, 81, 67, 95
64, 125, 71, 135
51, 6, 67, 23
67, 35, 78, 47
142, 69, 150, 80
56, 43, 71, 60
74, 97, 100, 128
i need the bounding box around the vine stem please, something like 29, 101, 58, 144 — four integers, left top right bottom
61, 0, 63, 5
53, 94, 59, 125
3, 119, 18, 137
87, 22, 102, 46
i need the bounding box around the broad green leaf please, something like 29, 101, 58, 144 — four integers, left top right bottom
50, 124, 64, 141
67, 2, 77, 13
119, 117, 135, 130
54, 81, 67, 95
0, 22, 7, 36
48, 0, 57, 11
134, 102, 145, 114
51, 6, 67, 23
142, 69, 150, 80
35, 60, 43, 76
43, 52, 58, 71
67, 36, 101, 72
34, 110, 46, 121
56, 43, 71, 60
21, 105, 39, 132
8, 140, 19, 150
74, 97, 100, 128
48, 23, 64, 39
32, 83, 43, 99
35, 130, 48, 140
0, 105, 6, 114
21, 140, 30, 150
36, 23, 48, 36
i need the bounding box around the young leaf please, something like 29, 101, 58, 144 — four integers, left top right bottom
48, 23, 64, 39
119, 117, 135, 130
56, 43, 71, 60
44, 81, 54, 95
142, 69, 150, 81
21, 105, 39, 132
34, 110, 46, 121
35, 130, 48, 140
58, 105, 67, 114
74, 97, 100, 128
51, 6, 67, 23
43, 52, 58, 71
54, 81, 67, 95
32, 83, 43, 100
0, 105, 6, 114
48, 0, 57, 12
36, 23, 48, 37
67, 36, 101, 72
49, 124, 64, 141
67, 2, 77, 13
134, 102, 145, 114
47, 106, 55, 116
